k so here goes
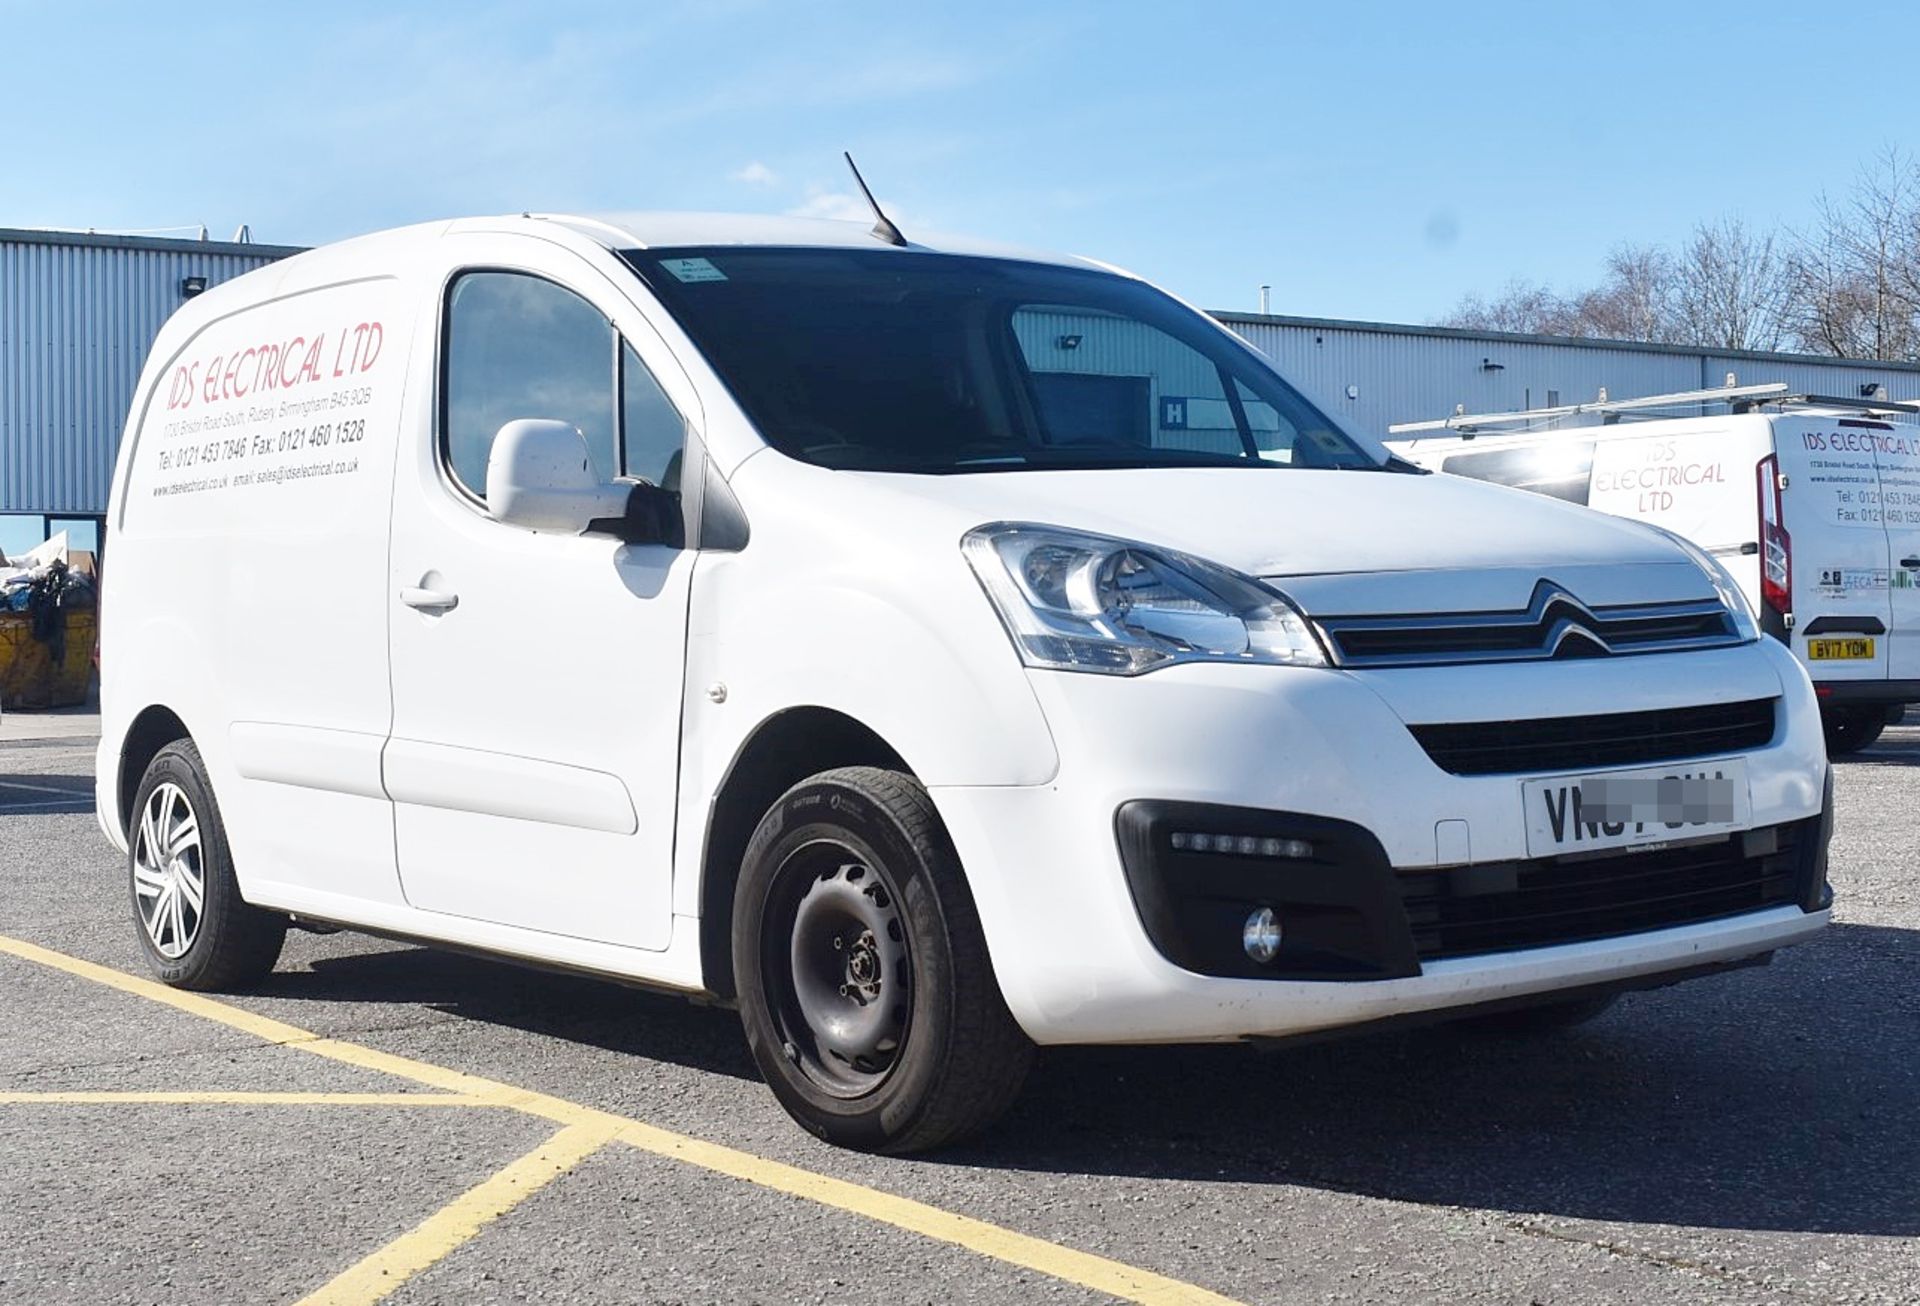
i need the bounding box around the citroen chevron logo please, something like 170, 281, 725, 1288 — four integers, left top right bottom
1527, 580, 1614, 658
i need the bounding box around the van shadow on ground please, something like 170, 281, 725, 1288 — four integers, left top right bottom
259, 944, 762, 1081
259, 918, 1916, 1239
971, 919, 1918, 1239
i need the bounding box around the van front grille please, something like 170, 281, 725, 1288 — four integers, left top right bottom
1398, 820, 1807, 961
1313, 580, 1745, 668
1408, 698, 1776, 776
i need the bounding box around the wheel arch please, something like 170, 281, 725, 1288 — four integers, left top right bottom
117, 704, 195, 839
698, 706, 912, 1000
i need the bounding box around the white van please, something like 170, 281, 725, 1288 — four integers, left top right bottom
99, 214, 1831, 1151
1389, 387, 1920, 754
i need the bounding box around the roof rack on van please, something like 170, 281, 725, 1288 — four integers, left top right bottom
1731, 392, 1920, 417
1387, 382, 1790, 437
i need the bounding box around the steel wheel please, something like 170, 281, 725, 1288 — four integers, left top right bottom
734, 768, 1034, 1151
766, 842, 912, 1098
133, 781, 205, 960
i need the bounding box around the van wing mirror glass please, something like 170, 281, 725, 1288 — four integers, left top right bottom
485, 420, 631, 535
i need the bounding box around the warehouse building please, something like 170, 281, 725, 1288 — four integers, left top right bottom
1221, 312, 1920, 438
6, 224, 1920, 559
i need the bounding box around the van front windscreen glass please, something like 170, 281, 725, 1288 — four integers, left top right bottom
623, 247, 1378, 473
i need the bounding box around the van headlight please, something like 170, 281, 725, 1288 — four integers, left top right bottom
1646, 526, 1760, 644
962, 523, 1328, 675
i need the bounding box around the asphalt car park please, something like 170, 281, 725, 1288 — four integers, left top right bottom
1, 715, 1915, 1306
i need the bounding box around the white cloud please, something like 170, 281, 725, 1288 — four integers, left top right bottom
730, 161, 778, 187
786, 190, 872, 222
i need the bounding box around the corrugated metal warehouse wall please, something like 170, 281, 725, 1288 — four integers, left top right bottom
1216, 313, 1920, 440
0, 230, 296, 515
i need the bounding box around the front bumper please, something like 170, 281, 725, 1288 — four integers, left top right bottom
932, 637, 1831, 1045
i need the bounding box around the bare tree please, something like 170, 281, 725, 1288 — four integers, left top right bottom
1669, 217, 1794, 352
1572, 243, 1676, 342
1437, 151, 1920, 359
1437, 280, 1581, 336
1788, 149, 1920, 359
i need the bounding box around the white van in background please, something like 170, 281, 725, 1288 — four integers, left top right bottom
1390, 384, 1920, 754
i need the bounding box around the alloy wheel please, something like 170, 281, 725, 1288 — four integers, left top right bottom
133, 782, 205, 959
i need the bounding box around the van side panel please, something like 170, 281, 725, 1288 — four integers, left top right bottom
109, 267, 415, 907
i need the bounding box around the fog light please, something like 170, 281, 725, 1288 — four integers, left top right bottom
1242, 907, 1283, 963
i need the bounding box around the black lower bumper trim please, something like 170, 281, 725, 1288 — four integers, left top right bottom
1813, 679, 1920, 705
1115, 795, 1833, 982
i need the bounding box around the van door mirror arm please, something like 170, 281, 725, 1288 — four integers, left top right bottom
589, 481, 684, 548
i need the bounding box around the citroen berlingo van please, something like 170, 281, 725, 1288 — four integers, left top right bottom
99, 212, 1832, 1151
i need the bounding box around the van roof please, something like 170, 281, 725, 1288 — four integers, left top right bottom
530, 211, 1106, 271
168, 212, 1126, 324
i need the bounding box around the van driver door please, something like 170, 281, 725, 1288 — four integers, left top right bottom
385, 238, 699, 950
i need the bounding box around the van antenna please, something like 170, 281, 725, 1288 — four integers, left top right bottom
843, 152, 907, 247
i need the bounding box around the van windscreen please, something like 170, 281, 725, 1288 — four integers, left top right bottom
622, 247, 1378, 474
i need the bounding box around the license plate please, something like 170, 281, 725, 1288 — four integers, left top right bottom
1807, 637, 1874, 660
1522, 759, 1751, 857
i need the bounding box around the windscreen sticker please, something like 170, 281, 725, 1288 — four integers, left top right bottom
659, 257, 727, 283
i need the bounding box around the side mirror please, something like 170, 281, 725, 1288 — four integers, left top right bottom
485, 420, 633, 535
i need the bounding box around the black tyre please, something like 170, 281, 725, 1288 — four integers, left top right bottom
1454, 993, 1617, 1036
128, 740, 286, 990
733, 767, 1033, 1153
1822, 706, 1886, 756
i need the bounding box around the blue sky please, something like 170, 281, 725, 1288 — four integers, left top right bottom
6, 0, 1919, 325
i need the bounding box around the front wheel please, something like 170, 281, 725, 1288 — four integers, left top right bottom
1822, 706, 1886, 756
733, 767, 1033, 1153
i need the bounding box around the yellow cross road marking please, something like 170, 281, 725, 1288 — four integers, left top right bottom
0, 1091, 480, 1107
292, 1122, 617, 1306
0, 933, 1244, 1306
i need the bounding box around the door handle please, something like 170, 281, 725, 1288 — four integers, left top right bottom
399, 586, 459, 612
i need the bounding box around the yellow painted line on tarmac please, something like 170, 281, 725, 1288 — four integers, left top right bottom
0, 1090, 479, 1107
0, 932, 1243, 1306
600, 1117, 1241, 1306
293, 1122, 617, 1306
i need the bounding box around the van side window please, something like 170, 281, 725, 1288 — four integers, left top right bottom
621, 343, 688, 492
1441, 442, 1595, 506
443, 272, 617, 498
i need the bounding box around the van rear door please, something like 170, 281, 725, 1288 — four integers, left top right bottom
1775, 417, 1895, 685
